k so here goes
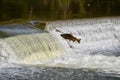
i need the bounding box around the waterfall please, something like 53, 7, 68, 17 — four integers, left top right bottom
0, 33, 67, 64
46, 18, 120, 71
0, 18, 120, 79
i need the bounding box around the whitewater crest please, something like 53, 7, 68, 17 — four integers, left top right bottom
0, 39, 16, 63
40, 18, 120, 71
47, 18, 120, 55
0, 33, 68, 64
0, 18, 120, 79
0, 18, 120, 72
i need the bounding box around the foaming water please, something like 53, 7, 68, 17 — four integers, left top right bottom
0, 18, 120, 79
0, 33, 67, 64
46, 18, 120, 72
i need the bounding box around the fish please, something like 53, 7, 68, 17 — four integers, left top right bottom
61, 34, 81, 43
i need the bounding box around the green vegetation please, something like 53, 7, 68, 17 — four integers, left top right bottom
0, 0, 120, 21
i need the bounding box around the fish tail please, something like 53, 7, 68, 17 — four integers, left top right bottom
77, 39, 81, 43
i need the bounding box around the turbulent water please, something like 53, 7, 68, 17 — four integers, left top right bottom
47, 17, 120, 70
0, 17, 120, 79
0, 33, 67, 64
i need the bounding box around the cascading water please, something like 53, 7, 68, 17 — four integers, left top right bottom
0, 33, 67, 64
0, 18, 120, 80
47, 18, 120, 73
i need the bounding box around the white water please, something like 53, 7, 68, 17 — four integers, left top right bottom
0, 33, 67, 65
46, 17, 120, 73
0, 17, 120, 75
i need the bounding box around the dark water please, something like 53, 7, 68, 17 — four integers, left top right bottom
0, 23, 44, 38
0, 0, 120, 21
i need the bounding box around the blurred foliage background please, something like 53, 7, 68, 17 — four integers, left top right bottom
0, 0, 120, 21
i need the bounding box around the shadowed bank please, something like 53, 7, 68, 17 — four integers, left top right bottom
0, 0, 120, 21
